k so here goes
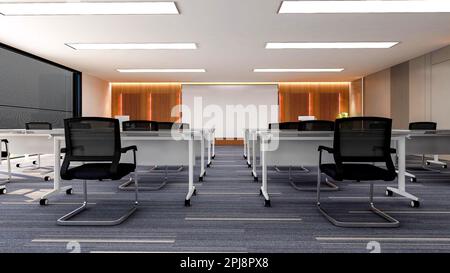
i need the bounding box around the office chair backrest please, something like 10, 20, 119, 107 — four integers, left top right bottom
25, 122, 52, 130
300, 120, 334, 131
157, 122, 174, 130
409, 122, 437, 130
333, 117, 394, 167
278, 122, 300, 130
122, 120, 158, 131
63, 117, 121, 162
157, 122, 187, 130
268, 123, 278, 129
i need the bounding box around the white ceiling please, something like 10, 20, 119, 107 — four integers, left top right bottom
1, 0, 450, 82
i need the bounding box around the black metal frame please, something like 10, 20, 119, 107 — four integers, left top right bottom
406, 121, 445, 180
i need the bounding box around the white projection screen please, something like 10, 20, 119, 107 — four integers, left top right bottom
181, 85, 279, 138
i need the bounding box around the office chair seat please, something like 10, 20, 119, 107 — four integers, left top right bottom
320, 163, 396, 182
62, 163, 136, 180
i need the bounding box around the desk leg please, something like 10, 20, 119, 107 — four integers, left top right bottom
185, 136, 196, 206
252, 138, 258, 181
199, 133, 206, 181
243, 132, 247, 158
39, 138, 72, 206
212, 131, 215, 159
260, 140, 270, 207
387, 136, 420, 207
247, 135, 252, 167
207, 134, 212, 168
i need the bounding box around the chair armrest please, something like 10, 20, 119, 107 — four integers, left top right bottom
317, 146, 334, 167
121, 145, 137, 153
121, 146, 137, 166
318, 145, 334, 153
390, 148, 397, 154
1, 139, 8, 143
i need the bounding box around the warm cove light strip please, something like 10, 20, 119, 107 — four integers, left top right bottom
111, 82, 351, 85
0, 2, 179, 16
278, 1, 450, 14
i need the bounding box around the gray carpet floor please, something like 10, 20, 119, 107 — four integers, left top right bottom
1, 145, 450, 253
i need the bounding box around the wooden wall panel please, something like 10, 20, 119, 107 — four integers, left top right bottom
279, 83, 350, 122
111, 83, 181, 122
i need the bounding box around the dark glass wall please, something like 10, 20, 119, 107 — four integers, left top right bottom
0, 43, 81, 129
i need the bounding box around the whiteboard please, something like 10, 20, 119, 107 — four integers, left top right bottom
181, 85, 278, 138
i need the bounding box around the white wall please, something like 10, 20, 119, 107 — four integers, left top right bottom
363, 68, 391, 117
363, 44, 450, 158
82, 74, 111, 117
408, 45, 450, 128
363, 44, 450, 129
181, 85, 278, 138
409, 55, 432, 122
431, 60, 450, 129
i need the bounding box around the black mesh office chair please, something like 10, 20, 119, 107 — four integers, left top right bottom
156, 122, 188, 130
269, 122, 301, 130
120, 120, 171, 191
270, 122, 301, 173
152, 121, 186, 172
22, 122, 52, 166
279, 122, 300, 130
299, 120, 335, 131
0, 139, 11, 194
25, 122, 52, 130
123, 120, 158, 131
57, 117, 138, 226
409, 122, 437, 130
268, 123, 278, 129
408, 122, 446, 175
157, 121, 174, 130
17, 122, 54, 180
317, 117, 399, 227
289, 120, 339, 191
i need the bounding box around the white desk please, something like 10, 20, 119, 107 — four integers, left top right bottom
0, 128, 213, 205
253, 130, 414, 207
395, 130, 450, 181
0, 129, 64, 178
0, 129, 70, 197
48, 130, 207, 206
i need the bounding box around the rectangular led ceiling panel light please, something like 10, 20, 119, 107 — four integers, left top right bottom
66, 43, 197, 50
117, 69, 206, 73
278, 1, 450, 13
0, 2, 179, 16
265, 42, 399, 49
253, 68, 344, 72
